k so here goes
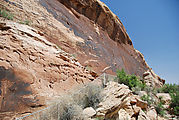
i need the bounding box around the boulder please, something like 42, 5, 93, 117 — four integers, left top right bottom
138, 91, 147, 97
118, 109, 131, 120
132, 105, 141, 114
83, 107, 96, 118
96, 81, 151, 119
156, 93, 171, 104
138, 110, 150, 120
96, 82, 132, 118
146, 107, 157, 120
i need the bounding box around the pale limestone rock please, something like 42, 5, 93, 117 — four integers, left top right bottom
132, 105, 141, 114
130, 97, 137, 105
83, 107, 96, 118
146, 107, 157, 120
124, 106, 134, 117
96, 81, 132, 118
96, 81, 152, 119
118, 109, 131, 120
138, 91, 147, 97
157, 116, 167, 120
138, 110, 150, 120
143, 70, 164, 88
157, 93, 171, 104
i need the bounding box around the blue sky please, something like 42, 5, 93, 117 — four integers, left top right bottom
101, 0, 179, 84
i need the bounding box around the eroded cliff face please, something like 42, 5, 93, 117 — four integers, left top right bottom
57, 0, 132, 45
1, 0, 151, 76
0, 21, 95, 119
38, 0, 150, 76
0, 0, 164, 119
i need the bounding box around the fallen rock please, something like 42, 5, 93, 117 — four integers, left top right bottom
95, 81, 151, 120
132, 105, 141, 115
118, 109, 131, 120
138, 110, 150, 120
83, 107, 96, 118
157, 93, 171, 104
146, 107, 157, 120
138, 91, 147, 97
96, 81, 132, 118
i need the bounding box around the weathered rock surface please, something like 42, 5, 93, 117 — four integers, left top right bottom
118, 109, 131, 120
157, 93, 171, 109
146, 107, 157, 120
57, 0, 132, 45
138, 110, 150, 120
95, 82, 150, 120
1, 0, 153, 77
0, 21, 94, 118
83, 107, 96, 118
0, 0, 166, 119
143, 70, 165, 87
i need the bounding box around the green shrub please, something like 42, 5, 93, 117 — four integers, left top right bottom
155, 101, 165, 117
19, 20, 30, 25
116, 69, 146, 90
141, 95, 152, 106
0, 8, 13, 20
170, 91, 179, 116
158, 84, 179, 94
157, 83, 179, 116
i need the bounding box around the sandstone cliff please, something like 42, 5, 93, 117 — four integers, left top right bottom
0, 0, 165, 119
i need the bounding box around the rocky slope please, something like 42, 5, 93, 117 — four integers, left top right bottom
0, 0, 165, 119
83, 81, 174, 120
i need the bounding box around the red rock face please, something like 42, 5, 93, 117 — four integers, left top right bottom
0, 21, 94, 119
0, 0, 163, 119
57, 0, 132, 45
39, 0, 149, 76
0, 66, 33, 112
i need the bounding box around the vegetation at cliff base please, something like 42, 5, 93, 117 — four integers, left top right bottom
155, 100, 165, 117
72, 83, 103, 109
170, 91, 179, 116
116, 69, 179, 117
141, 94, 152, 106
39, 83, 103, 120
158, 83, 179, 116
158, 83, 179, 94
19, 20, 30, 25
0, 8, 13, 20
116, 69, 146, 90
